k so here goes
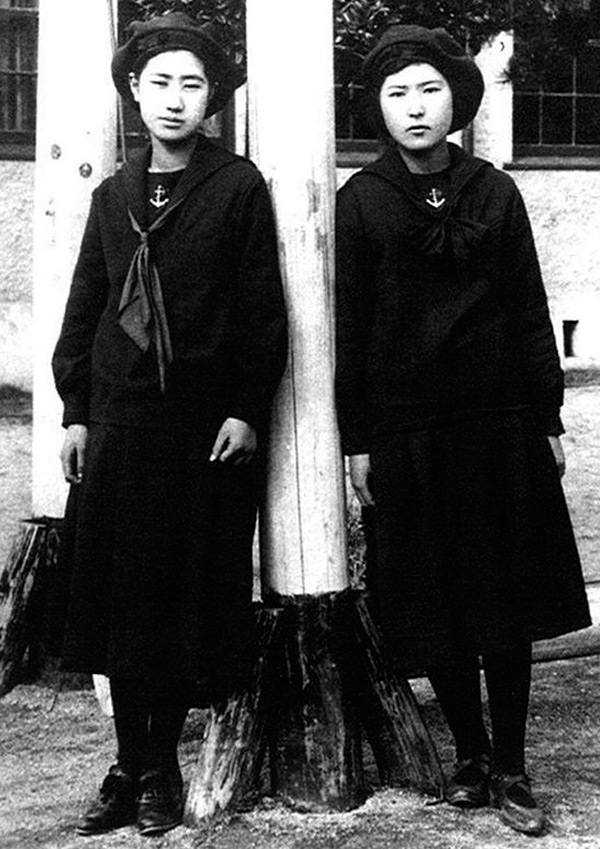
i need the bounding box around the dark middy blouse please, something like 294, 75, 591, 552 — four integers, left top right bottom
53, 134, 288, 435
335, 143, 564, 456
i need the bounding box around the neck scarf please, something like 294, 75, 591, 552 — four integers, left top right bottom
118, 197, 185, 392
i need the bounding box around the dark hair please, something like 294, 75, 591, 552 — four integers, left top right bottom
131, 35, 216, 88
112, 13, 244, 119
361, 54, 454, 142
361, 24, 484, 134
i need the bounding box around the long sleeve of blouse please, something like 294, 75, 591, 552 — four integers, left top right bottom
52, 193, 109, 427
226, 176, 288, 429
497, 186, 564, 436
335, 187, 374, 455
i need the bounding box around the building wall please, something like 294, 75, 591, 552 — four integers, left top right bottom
0, 161, 34, 390
513, 169, 600, 365
474, 33, 600, 367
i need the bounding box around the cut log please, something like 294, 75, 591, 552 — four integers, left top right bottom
344, 594, 445, 796
0, 521, 53, 697
184, 608, 281, 824
267, 593, 366, 812
533, 626, 600, 663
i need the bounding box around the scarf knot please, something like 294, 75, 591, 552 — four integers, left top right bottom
118, 209, 173, 392
407, 212, 489, 262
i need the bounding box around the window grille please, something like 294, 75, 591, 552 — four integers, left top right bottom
513, 10, 600, 157
0, 0, 38, 157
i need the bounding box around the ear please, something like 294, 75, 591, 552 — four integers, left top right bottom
128, 71, 140, 103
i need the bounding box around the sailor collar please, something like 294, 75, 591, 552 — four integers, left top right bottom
362, 143, 491, 260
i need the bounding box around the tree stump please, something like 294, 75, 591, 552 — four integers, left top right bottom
184, 608, 281, 824
344, 594, 444, 795
185, 591, 445, 821
0, 519, 60, 697
266, 593, 366, 812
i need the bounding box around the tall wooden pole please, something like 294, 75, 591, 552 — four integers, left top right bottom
247, 0, 348, 597
32, 0, 117, 519
187, 3, 444, 819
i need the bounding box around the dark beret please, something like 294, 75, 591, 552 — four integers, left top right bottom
362, 24, 484, 133
111, 12, 244, 118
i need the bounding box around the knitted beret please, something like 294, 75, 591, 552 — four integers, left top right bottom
362, 24, 484, 133
111, 12, 244, 118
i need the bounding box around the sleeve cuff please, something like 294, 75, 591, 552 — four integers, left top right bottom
534, 407, 565, 436
61, 396, 90, 428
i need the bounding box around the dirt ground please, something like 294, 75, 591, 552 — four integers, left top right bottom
0, 384, 599, 849
1, 658, 599, 849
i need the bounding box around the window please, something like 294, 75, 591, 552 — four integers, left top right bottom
513, 7, 600, 157
334, 51, 381, 166
0, 0, 38, 159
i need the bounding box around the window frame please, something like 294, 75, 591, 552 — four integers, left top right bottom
512, 34, 600, 162
0, 3, 38, 160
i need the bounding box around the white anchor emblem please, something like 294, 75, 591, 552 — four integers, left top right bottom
150, 184, 169, 209
425, 188, 446, 210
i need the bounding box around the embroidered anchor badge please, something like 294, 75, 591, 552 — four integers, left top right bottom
425, 188, 446, 210
150, 185, 169, 209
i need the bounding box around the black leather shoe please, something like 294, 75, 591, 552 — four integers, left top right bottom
491, 773, 547, 835
445, 754, 491, 808
137, 769, 183, 837
76, 764, 137, 835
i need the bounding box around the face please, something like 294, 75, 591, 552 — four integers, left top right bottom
379, 62, 453, 159
129, 50, 211, 147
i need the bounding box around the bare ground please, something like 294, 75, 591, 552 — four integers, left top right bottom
0, 384, 599, 848
1, 657, 599, 849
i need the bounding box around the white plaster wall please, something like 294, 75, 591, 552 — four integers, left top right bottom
512, 170, 600, 364
0, 161, 34, 390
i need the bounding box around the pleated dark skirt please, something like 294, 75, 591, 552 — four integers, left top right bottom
365, 410, 591, 672
54, 423, 259, 689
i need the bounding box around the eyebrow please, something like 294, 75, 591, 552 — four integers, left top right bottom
384, 79, 443, 90
147, 72, 207, 81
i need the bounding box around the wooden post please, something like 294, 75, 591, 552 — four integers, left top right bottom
187, 3, 444, 820
247, 0, 348, 598
244, 0, 443, 811
32, 0, 117, 519
4, 0, 118, 707
243, 0, 365, 810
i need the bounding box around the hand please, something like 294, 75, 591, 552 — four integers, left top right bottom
349, 453, 375, 507
210, 418, 257, 465
547, 435, 566, 478
60, 424, 88, 484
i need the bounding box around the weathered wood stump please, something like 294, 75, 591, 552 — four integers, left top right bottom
266, 593, 366, 812
184, 608, 281, 823
185, 591, 445, 823
343, 594, 444, 795
0, 518, 61, 697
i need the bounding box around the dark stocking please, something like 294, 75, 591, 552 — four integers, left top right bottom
110, 677, 194, 776
109, 676, 153, 777
148, 680, 194, 773
482, 642, 532, 775
427, 656, 491, 762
